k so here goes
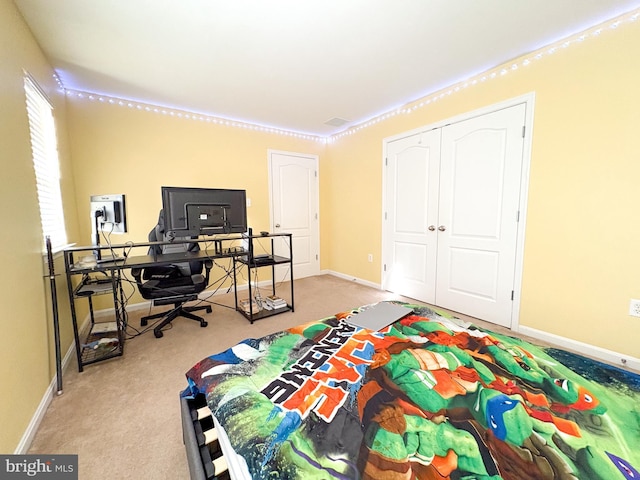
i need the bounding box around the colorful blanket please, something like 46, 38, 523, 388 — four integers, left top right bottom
185, 303, 640, 480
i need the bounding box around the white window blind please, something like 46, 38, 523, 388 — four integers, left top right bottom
24, 74, 67, 251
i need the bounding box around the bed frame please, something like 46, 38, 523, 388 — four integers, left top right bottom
180, 393, 230, 480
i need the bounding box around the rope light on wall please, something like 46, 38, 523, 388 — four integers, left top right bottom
329, 7, 640, 142
57, 7, 638, 143
63, 89, 327, 143
53, 72, 64, 91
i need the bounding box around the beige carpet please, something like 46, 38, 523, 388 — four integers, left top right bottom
28, 274, 510, 479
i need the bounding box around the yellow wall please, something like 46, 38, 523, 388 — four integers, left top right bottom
3, 0, 640, 454
67, 99, 326, 246
0, 0, 79, 453
323, 18, 640, 358
65, 97, 327, 306
69, 14, 640, 360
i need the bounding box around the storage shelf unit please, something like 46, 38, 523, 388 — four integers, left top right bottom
68, 267, 126, 370
233, 233, 294, 324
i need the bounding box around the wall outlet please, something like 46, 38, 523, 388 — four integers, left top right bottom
629, 299, 640, 317
367, 254, 373, 263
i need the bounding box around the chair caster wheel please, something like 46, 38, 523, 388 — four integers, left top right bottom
201, 321, 208, 328
154, 329, 163, 338
141, 319, 148, 327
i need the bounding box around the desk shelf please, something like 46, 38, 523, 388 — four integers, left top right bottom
232, 233, 294, 324
80, 333, 122, 366
237, 304, 292, 322
72, 274, 125, 369
64, 242, 132, 371
234, 254, 291, 268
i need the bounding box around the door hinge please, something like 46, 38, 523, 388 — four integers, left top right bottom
315, 170, 318, 177
511, 290, 515, 301
384, 264, 387, 272
385, 157, 388, 166
516, 210, 520, 222
315, 212, 318, 220
316, 254, 318, 260
522, 126, 526, 138
384, 212, 388, 220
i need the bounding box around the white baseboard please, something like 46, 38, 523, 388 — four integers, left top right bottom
518, 325, 640, 372
14, 337, 77, 454
323, 271, 639, 373
323, 269, 382, 290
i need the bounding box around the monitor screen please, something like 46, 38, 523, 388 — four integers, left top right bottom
161, 186, 247, 238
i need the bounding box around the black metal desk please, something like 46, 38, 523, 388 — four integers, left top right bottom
64, 234, 294, 371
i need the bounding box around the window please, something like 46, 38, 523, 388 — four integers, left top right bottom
24, 74, 67, 251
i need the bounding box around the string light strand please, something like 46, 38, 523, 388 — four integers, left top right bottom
57, 7, 639, 143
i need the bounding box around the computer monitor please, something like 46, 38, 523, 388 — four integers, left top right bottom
161, 186, 248, 238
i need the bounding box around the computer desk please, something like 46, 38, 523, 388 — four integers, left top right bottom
64, 234, 294, 371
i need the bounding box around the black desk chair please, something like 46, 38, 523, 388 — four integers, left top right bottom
131, 211, 212, 338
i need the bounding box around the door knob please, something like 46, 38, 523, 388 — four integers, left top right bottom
438, 225, 446, 231
428, 225, 436, 231
275, 224, 281, 228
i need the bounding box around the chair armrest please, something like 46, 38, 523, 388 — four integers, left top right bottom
130, 267, 143, 283
203, 259, 213, 282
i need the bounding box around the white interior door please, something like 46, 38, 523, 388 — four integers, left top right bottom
436, 104, 526, 327
383, 130, 440, 302
269, 150, 320, 279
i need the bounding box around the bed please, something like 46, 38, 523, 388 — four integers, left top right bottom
181, 301, 640, 480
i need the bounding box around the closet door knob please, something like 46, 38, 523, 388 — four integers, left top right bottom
438, 225, 446, 231
428, 225, 436, 231
275, 224, 281, 228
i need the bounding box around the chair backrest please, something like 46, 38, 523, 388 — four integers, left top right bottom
146, 210, 202, 277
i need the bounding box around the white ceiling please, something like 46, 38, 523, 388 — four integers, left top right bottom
14, 0, 640, 136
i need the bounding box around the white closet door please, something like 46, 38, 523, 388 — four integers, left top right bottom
383, 130, 441, 302
436, 104, 526, 327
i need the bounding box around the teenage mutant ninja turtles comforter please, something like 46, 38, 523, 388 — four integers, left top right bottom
184, 302, 640, 480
